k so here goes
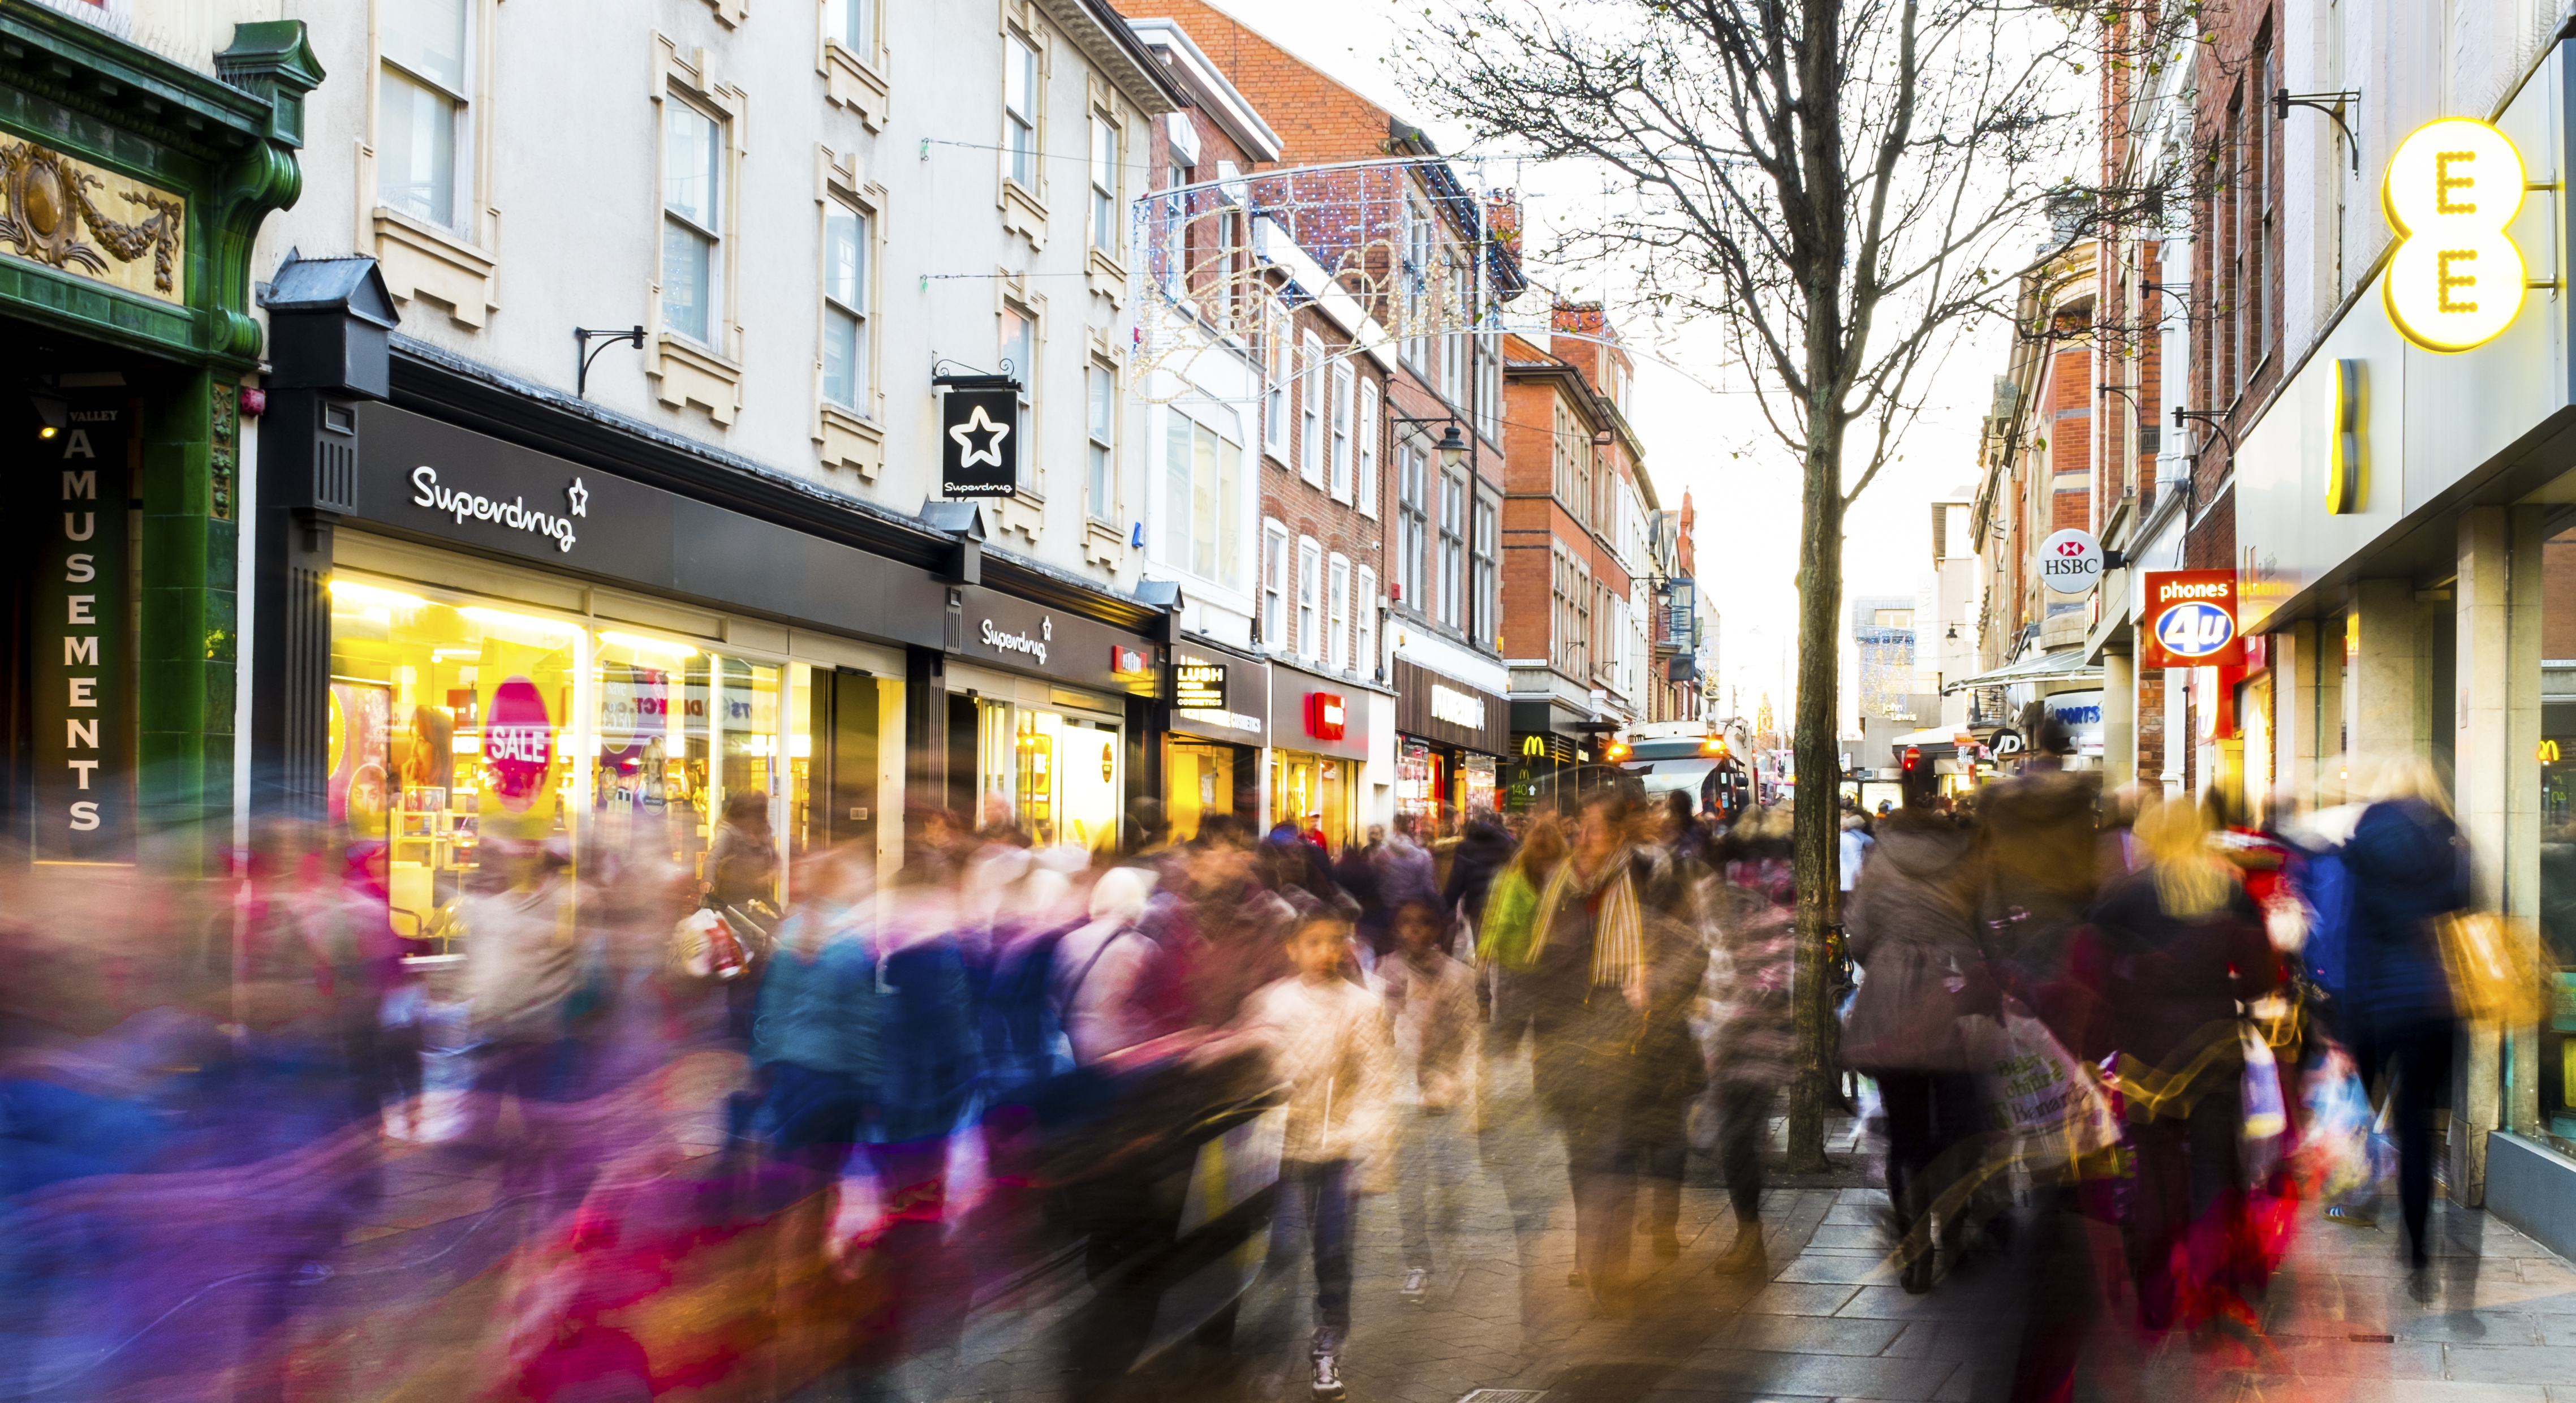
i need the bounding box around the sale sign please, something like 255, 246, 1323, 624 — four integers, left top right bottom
2138, 569, 2245, 669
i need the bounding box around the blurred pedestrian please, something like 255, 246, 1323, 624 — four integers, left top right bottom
1705, 803, 1797, 1276
1241, 910, 1395, 1400
2086, 794, 2281, 1329
1382, 900, 1479, 1298
2338, 758, 2469, 1294
1840, 807, 1983, 1291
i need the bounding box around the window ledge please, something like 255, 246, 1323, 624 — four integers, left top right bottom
1087, 246, 1127, 305
650, 333, 743, 426
1082, 516, 1126, 566
991, 485, 1046, 543
1001, 179, 1049, 252
816, 402, 884, 480
371, 206, 498, 329
822, 41, 890, 131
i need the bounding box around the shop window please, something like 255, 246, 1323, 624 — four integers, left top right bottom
2535, 521, 2576, 1151
973, 696, 1121, 851
662, 97, 726, 345
378, 0, 474, 231
329, 582, 587, 949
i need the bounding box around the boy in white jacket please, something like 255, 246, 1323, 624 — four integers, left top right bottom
1240, 911, 1393, 1400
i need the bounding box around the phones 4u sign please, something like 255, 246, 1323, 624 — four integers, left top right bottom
938, 375, 1020, 498
2138, 569, 2245, 670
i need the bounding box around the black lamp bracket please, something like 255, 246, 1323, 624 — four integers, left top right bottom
575, 325, 645, 399
2274, 88, 2362, 174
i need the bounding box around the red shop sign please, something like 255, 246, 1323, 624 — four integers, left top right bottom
1306, 691, 1347, 741
2137, 569, 2245, 670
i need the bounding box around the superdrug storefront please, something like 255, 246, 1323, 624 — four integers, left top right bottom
250, 273, 1164, 937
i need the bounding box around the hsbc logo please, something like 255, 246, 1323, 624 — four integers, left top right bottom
2054, 539, 2086, 556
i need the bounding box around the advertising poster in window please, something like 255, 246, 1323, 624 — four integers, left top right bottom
31, 398, 129, 863
327, 682, 393, 842
476, 638, 572, 842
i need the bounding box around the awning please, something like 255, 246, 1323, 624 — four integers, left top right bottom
1941, 649, 2103, 693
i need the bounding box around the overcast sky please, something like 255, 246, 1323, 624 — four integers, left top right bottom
1210, 0, 2011, 725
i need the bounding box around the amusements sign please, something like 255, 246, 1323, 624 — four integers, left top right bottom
32, 397, 130, 862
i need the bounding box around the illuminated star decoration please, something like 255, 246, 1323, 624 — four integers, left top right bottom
567, 478, 589, 517
950, 405, 1011, 469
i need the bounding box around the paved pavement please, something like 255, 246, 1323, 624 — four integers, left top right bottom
318, 1047, 2576, 1403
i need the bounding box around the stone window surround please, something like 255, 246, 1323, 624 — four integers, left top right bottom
998, 1, 1050, 252
818, 0, 890, 130
815, 145, 886, 480
648, 36, 749, 427
358, 0, 501, 329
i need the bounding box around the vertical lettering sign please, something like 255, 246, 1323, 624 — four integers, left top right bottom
33, 401, 128, 860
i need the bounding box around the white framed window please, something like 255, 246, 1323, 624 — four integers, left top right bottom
1329, 362, 1355, 502
1355, 566, 1378, 678
1001, 303, 1036, 487
1472, 494, 1498, 647
1164, 410, 1244, 588
1263, 300, 1292, 460
1086, 363, 1114, 521
1438, 471, 1464, 629
1397, 442, 1427, 609
1441, 247, 1470, 406
661, 97, 725, 345
1296, 536, 1323, 660
378, 0, 474, 231
1299, 332, 1326, 486
1327, 554, 1351, 673
1261, 520, 1289, 649
1089, 115, 1119, 255
825, 0, 875, 59
1403, 200, 1432, 367
1356, 378, 1380, 518
1003, 32, 1040, 189
821, 199, 869, 411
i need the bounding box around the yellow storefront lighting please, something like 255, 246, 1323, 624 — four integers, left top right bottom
2325, 359, 2364, 513
326, 579, 430, 612
2382, 116, 2528, 353
596, 628, 698, 658
462, 605, 584, 636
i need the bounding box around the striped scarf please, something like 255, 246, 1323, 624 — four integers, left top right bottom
1530, 847, 1644, 998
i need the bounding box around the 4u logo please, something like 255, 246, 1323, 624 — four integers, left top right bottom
2154, 601, 2237, 660
2383, 117, 2530, 352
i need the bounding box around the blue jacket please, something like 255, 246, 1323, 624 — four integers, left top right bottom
753, 912, 979, 1143
2342, 799, 2467, 1026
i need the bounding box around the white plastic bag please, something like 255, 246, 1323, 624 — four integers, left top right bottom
2241, 1025, 2288, 1178
1967, 999, 2120, 1166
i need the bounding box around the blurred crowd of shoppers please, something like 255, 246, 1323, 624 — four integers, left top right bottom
0, 727, 2494, 1401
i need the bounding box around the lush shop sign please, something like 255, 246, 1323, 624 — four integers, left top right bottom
31, 396, 129, 860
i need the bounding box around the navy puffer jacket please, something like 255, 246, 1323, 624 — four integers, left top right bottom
2343, 799, 2469, 1027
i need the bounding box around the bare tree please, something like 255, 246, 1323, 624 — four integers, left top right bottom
1404, 0, 2191, 1167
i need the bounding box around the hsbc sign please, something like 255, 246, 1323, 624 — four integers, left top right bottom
2038, 528, 2104, 596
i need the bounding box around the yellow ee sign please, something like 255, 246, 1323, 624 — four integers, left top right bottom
2383, 117, 2528, 352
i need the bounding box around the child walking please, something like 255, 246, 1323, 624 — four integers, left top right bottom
1242, 911, 1394, 1399
1382, 900, 1479, 1300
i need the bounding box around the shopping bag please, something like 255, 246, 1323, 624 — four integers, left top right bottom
2241, 1025, 2288, 1178
1968, 999, 2120, 1166
2436, 912, 2549, 1027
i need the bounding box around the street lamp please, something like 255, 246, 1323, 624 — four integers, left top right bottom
1433, 421, 1468, 471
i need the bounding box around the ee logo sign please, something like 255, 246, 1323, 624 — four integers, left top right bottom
2383, 117, 2529, 353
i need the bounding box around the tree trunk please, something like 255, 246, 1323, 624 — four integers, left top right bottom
1784, 419, 1846, 1174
